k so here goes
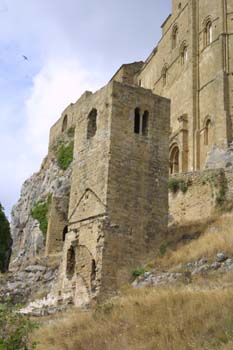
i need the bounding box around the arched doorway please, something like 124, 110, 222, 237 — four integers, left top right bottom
170, 145, 180, 174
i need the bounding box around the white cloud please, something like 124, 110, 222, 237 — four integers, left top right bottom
25, 57, 104, 157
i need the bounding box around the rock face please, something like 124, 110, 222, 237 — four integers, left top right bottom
0, 260, 59, 305
0, 204, 12, 273
11, 144, 72, 267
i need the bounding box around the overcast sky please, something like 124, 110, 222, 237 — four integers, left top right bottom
0, 0, 171, 217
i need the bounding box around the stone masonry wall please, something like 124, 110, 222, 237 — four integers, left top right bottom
169, 168, 233, 225
137, 0, 233, 171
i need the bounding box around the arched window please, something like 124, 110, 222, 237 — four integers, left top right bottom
134, 108, 140, 134
87, 108, 97, 139
180, 43, 188, 65
162, 65, 168, 87
66, 245, 75, 280
142, 111, 149, 136
204, 20, 213, 47
172, 25, 178, 49
62, 225, 68, 242
62, 115, 68, 132
170, 145, 180, 174
204, 119, 211, 145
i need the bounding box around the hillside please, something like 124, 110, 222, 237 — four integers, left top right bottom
31, 212, 233, 350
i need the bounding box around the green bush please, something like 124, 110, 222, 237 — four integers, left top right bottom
132, 268, 146, 278
0, 203, 12, 273
57, 141, 74, 170
0, 301, 38, 350
31, 194, 52, 237
168, 178, 189, 194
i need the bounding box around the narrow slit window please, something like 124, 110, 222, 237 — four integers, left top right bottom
87, 108, 97, 139
62, 225, 68, 242
62, 115, 68, 132
91, 259, 97, 291
204, 20, 213, 47
142, 111, 149, 136
66, 246, 75, 280
134, 108, 140, 134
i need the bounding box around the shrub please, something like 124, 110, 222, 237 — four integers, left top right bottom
168, 178, 180, 193
168, 178, 188, 194
132, 268, 146, 278
57, 141, 74, 170
0, 301, 38, 350
0, 203, 12, 273
31, 194, 52, 237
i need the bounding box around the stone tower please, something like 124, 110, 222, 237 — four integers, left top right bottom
58, 80, 170, 306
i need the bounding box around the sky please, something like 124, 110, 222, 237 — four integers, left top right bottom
0, 0, 171, 218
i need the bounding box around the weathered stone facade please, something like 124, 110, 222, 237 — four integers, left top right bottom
136, 0, 233, 172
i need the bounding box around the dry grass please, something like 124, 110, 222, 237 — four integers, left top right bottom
32, 286, 233, 350
158, 213, 233, 268
31, 213, 233, 350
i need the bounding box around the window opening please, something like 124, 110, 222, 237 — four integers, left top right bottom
134, 108, 140, 134
87, 108, 97, 139
62, 115, 68, 132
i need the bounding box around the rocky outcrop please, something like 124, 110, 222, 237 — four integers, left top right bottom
11, 136, 73, 267
132, 253, 233, 289
0, 259, 59, 305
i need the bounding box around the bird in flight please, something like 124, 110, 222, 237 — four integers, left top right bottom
22, 55, 29, 61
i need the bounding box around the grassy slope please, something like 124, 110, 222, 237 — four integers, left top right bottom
32, 213, 233, 350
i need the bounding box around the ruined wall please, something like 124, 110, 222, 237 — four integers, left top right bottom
110, 62, 144, 86
169, 168, 233, 225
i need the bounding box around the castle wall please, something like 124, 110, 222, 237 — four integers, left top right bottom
68, 85, 112, 221
48, 91, 93, 150
107, 82, 170, 240
169, 168, 233, 225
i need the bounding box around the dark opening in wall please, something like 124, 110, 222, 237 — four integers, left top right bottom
66, 245, 75, 280
62, 225, 68, 242
170, 145, 180, 174
87, 108, 97, 139
62, 115, 68, 132
134, 108, 140, 134
91, 259, 96, 291
142, 111, 149, 136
